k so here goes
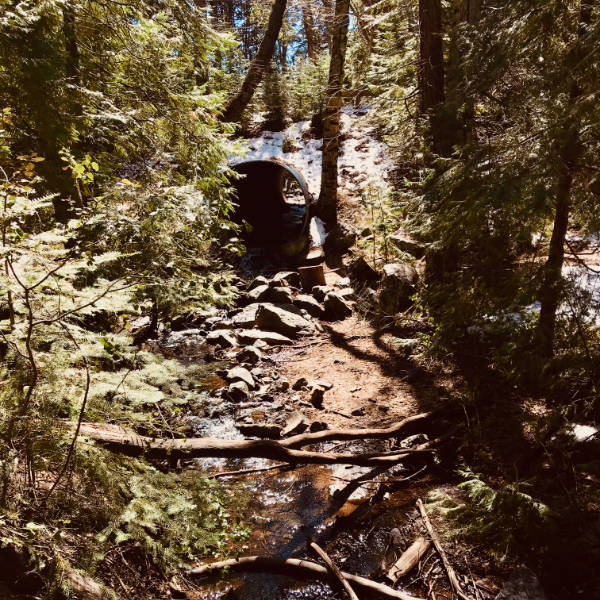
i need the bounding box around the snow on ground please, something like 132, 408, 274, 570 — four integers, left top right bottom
231, 106, 392, 199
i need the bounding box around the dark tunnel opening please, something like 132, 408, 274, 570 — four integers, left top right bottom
230, 159, 313, 256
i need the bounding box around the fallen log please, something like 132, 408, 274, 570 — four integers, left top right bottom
385, 537, 431, 585
75, 416, 435, 467
186, 556, 424, 600
417, 498, 472, 600
310, 542, 359, 600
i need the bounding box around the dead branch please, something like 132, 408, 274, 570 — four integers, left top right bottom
385, 536, 431, 585
417, 498, 472, 600
185, 556, 424, 600
310, 541, 359, 600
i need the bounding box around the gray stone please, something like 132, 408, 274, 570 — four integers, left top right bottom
495, 566, 547, 600
226, 366, 255, 389
282, 411, 309, 436
292, 377, 309, 390
237, 329, 294, 346
230, 304, 261, 328
226, 381, 249, 402
310, 380, 333, 390
323, 292, 353, 320
378, 263, 418, 315
245, 284, 270, 303
267, 286, 294, 304
251, 367, 267, 379
205, 315, 225, 330
271, 271, 302, 289
205, 329, 236, 347
399, 433, 429, 448
337, 287, 356, 301
311, 285, 331, 302
237, 422, 282, 439
293, 294, 325, 318
335, 277, 351, 288
237, 346, 262, 365
389, 233, 425, 259
348, 255, 380, 286
248, 276, 269, 291
255, 304, 314, 339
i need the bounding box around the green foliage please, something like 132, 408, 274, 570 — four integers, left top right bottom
429, 470, 554, 560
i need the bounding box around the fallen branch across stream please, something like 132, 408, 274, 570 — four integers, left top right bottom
185, 556, 424, 600
75, 413, 435, 467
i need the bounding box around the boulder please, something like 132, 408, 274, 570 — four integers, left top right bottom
237, 422, 282, 439
348, 255, 380, 287
293, 294, 325, 318
230, 303, 262, 328
226, 366, 255, 389
205, 329, 236, 348
311, 285, 331, 302
389, 232, 425, 259
226, 381, 249, 402
271, 271, 302, 289
248, 275, 269, 291
245, 284, 270, 303
237, 346, 262, 365
323, 292, 353, 320
337, 287, 356, 301
282, 411, 309, 436
255, 304, 314, 339
266, 286, 294, 304
378, 263, 418, 315
237, 329, 294, 346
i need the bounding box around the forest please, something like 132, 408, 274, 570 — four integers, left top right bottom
0, 0, 599, 599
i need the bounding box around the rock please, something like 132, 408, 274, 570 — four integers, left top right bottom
205, 329, 236, 347
253, 339, 268, 349
277, 378, 290, 392
282, 411, 309, 436
309, 386, 325, 408
310, 380, 333, 390
389, 233, 425, 259
237, 346, 262, 365
310, 421, 329, 432
304, 247, 325, 265
324, 222, 357, 253
293, 294, 325, 318
335, 277, 351, 288
255, 304, 314, 339
248, 276, 269, 290
237, 329, 294, 346
399, 433, 429, 448
226, 381, 249, 402
237, 422, 282, 439
323, 292, 353, 320
226, 366, 255, 389
390, 527, 403, 546
292, 376, 309, 390
348, 255, 381, 287
378, 263, 418, 314
337, 287, 356, 301
230, 304, 262, 328
251, 367, 267, 379
267, 286, 294, 304
271, 271, 302, 289
351, 407, 365, 417
204, 315, 225, 330
245, 284, 270, 303
311, 285, 331, 302
495, 566, 547, 600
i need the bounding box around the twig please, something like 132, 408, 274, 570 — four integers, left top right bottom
417, 498, 472, 600
310, 541, 359, 600
208, 464, 295, 479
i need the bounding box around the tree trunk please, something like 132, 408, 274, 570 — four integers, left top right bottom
418, 0, 445, 153
301, 0, 320, 61
535, 2, 592, 357
221, 0, 287, 123
318, 0, 350, 226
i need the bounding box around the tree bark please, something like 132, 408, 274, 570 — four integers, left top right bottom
536, 2, 592, 357
318, 0, 350, 226
385, 537, 431, 584
186, 556, 424, 600
418, 0, 445, 153
301, 0, 320, 61
221, 0, 287, 123
310, 542, 359, 600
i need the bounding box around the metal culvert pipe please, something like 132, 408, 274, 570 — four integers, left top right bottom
230, 158, 313, 257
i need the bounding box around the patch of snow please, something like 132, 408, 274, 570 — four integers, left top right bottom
232, 106, 392, 199
309, 216, 328, 248
571, 424, 598, 442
